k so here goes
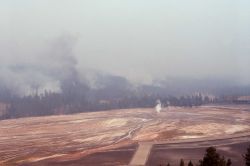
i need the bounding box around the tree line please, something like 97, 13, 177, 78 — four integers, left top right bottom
0, 90, 213, 120
159, 145, 250, 166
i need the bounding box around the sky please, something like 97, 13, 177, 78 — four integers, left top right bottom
1, 0, 250, 85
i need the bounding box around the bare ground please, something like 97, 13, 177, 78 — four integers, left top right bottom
0, 105, 250, 165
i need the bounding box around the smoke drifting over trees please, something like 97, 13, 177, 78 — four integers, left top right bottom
1, 34, 250, 97
0, 35, 81, 96
0, 35, 250, 119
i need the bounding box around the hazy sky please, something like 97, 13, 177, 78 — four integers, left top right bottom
1, 0, 250, 84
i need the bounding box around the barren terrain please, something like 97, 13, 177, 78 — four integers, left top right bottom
0, 105, 250, 165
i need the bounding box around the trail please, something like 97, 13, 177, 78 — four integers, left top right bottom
129, 142, 153, 166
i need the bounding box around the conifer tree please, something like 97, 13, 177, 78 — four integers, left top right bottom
180, 159, 185, 166
198, 147, 231, 166
243, 145, 250, 166
188, 160, 194, 166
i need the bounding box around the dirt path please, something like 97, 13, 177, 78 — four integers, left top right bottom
129, 142, 153, 166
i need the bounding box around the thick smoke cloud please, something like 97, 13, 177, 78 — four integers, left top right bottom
0, 33, 249, 97
0, 35, 81, 96
1, 1, 250, 87
0, 34, 134, 97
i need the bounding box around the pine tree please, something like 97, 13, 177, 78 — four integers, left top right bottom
180, 159, 185, 166
198, 147, 230, 166
188, 160, 194, 166
243, 145, 250, 166
226, 159, 232, 166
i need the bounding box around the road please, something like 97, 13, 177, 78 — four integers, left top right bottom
129, 142, 153, 166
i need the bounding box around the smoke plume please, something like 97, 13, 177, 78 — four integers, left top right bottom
0, 35, 81, 96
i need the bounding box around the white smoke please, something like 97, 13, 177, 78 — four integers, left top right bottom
0, 35, 80, 96
155, 99, 162, 113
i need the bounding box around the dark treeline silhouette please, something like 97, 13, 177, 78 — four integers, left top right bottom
244, 145, 250, 166
198, 147, 231, 166
0, 89, 211, 120
160, 145, 250, 166
0, 74, 249, 120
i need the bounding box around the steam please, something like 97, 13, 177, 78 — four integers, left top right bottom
155, 99, 162, 113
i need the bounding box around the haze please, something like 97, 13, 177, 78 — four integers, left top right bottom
1, 0, 250, 87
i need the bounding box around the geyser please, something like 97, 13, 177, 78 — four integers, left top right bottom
155, 100, 162, 113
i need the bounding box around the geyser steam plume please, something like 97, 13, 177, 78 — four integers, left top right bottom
155, 99, 162, 113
